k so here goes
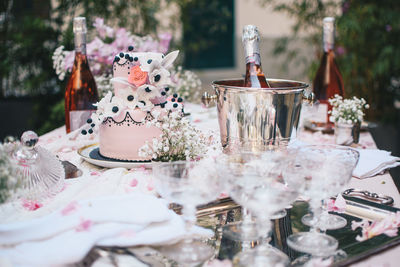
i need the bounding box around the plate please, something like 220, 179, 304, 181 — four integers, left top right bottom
77, 144, 152, 169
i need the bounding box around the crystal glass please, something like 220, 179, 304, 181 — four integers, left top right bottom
286, 145, 359, 257
221, 149, 300, 266
219, 141, 288, 242
152, 160, 220, 266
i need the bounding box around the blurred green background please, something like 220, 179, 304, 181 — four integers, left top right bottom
1, 0, 399, 138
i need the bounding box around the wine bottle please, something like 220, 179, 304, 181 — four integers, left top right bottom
312, 17, 344, 126
65, 17, 98, 133
242, 25, 271, 88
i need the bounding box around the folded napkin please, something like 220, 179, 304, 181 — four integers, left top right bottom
0, 193, 212, 266
353, 149, 400, 179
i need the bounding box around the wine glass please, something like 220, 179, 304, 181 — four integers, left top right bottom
221, 149, 300, 266
286, 145, 359, 257
152, 160, 220, 266
219, 140, 289, 242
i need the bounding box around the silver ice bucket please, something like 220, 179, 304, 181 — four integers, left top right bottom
204, 79, 313, 148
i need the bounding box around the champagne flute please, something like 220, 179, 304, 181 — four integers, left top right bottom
152, 160, 220, 266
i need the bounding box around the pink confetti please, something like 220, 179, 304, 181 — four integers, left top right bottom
147, 180, 154, 191
76, 218, 93, 232
61, 201, 79, 216
219, 192, 229, 198
90, 171, 101, 176
352, 211, 400, 241
130, 178, 138, 187
21, 199, 43, 211
193, 119, 202, 123
326, 194, 346, 213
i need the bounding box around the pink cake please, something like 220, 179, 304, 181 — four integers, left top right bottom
82, 48, 183, 161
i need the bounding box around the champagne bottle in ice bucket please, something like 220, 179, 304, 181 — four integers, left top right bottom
312, 17, 344, 128
242, 25, 271, 88
65, 17, 98, 133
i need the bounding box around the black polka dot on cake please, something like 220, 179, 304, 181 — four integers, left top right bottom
173, 93, 178, 98
129, 57, 133, 62
171, 98, 175, 102
147, 59, 152, 64
178, 97, 183, 102
134, 57, 138, 61
114, 56, 120, 62
87, 118, 92, 124
154, 74, 161, 82
173, 103, 178, 108
112, 106, 119, 113
91, 123, 95, 127
145, 87, 151, 92
128, 72, 130, 74
81, 130, 87, 135
161, 91, 166, 96
165, 87, 169, 91
124, 54, 129, 59
160, 103, 165, 108
162, 55, 165, 58
88, 129, 93, 134
119, 52, 124, 57
127, 95, 134, 101
128, 45, 134, 51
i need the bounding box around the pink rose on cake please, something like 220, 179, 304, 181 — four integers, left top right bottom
128, 65, 148, 87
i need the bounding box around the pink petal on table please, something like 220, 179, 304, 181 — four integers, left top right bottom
21, 199, 43, 211
334, 194, 347, 213
90, 171, 101, 176
193, 119, 202, 123
76, 218, 93, 232
130, 178, 138, 187
61, 201, 79, 216
147, 180, 154, 191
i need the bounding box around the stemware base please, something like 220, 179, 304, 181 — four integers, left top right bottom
158, 240, 214, 266
233, 245, 290, 267
302, 213, 347, 230
270, 209, 287, 220
223, 221, 260, 242
291, 249, 348, 266
287, 232, 338, 257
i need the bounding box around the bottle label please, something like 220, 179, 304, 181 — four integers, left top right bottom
311, 103, 328, 123
70, 110, 94, 131
245, 53, 261, 64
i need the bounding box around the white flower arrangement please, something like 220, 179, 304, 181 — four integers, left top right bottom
0, 140, 23, 204
138, 111, 209, 162
328, 95, 369, 124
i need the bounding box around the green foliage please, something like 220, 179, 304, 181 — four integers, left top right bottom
259, 0, 400, 121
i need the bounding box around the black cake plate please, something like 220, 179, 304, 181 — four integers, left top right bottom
78, 143, 152, 169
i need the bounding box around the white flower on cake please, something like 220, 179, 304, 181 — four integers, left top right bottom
148, 61, 171, 86
117, 89, 139, 109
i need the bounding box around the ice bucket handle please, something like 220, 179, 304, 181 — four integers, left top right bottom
201, 91, 218, 107
302, 90, 315, 104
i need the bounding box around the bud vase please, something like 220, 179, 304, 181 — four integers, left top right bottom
334, 122, 360, 145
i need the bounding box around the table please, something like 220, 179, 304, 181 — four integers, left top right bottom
17, 104, 400, 265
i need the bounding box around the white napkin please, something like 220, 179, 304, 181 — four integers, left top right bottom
0, 193, 212, 266
353, 149, 400, 179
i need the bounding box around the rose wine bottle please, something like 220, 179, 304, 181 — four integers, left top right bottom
65, 17, 98, 133
242, 25, 271, 88
312, 17, 344, 127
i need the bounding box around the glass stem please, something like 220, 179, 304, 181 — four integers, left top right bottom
182, 204, 197, 244
310, 201, 323, 233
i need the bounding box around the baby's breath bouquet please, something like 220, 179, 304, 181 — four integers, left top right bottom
329, 95, 369, 124
138, 111, 209, 162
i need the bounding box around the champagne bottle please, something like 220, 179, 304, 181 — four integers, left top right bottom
65, 17, 98, 133
242, 25, 271, 88
312, 17, 344, 126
